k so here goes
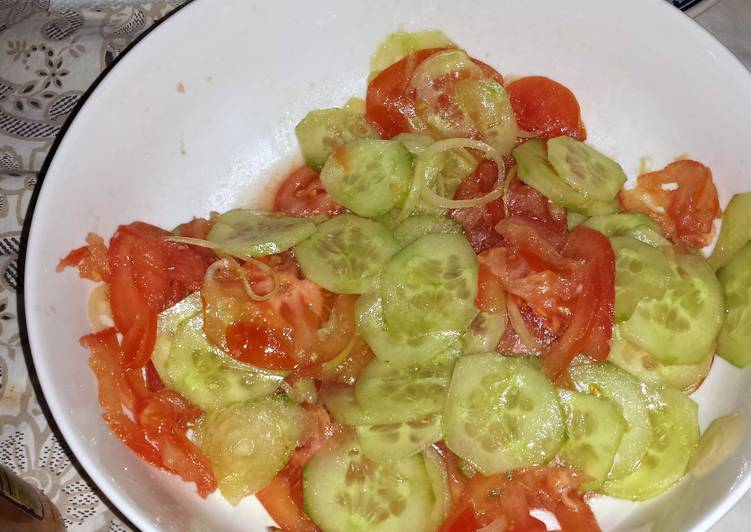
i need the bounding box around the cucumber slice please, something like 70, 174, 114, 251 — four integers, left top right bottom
354, 355, 454, 422
393, 215, 464, 247
583, 212, 661, 238
356, 415, 443, 463
620, 252, 725, 365
512, 139, 618, 216
295, 107, 379, 170
370, 30, 455, 77
443, 354, 564, 475
356, 292, 458, 368
547, 136, 627, 202
303, 436, 435, 532
611, 236, 673, 322
460, 311, 505, 354
423, 446, 451, 529
392, 133, 435, 155
709, 192, 751, 270
206, 210, 316, 260
453, 78, 520, 156
568, 362, 655, 479
414, 146, 478, 217
557, 390, 627, 490
625, 225, 671, 248
717, 242, 751, 367
166, 314, 282, 411
601, 388, 699, 500
320, 139, 413, 218
608, 325, 713, 392
294, 214, 399, 294
567, 211, 588, 230
320, 385, 383, 426
152, 292, 203, 387
381, 233, 478, 336
202, 396, 306, 504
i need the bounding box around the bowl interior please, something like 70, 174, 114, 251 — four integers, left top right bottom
24, 0, 751, 530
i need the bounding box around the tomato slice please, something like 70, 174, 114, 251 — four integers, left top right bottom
618, 159, 720, 248
365, 47, 506, 139
505, 175, 568, 250
476, 219, 613, 373
451, 159, 506, 254
81, 328, 217, 497
483, 220, 580, 332
273, 166, 343, 218
256, 471, 320, 532
496, 299, 559, 355
476, 256, 506, 314
442, 467, 600, 532
82, 329, 159, 463
542, 226, 615, 380
108, 222, 212, 333
366, 48, 448, 138
120, 310, 158, 369
451, 162, 568, 255
56, 232, 110, 282
507, 76, 586, 140
202, 253, 352, 371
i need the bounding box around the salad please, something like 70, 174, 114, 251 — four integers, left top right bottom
57, 29, 751, 531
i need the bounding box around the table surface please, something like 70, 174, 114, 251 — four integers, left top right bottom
1, 0, 750, 530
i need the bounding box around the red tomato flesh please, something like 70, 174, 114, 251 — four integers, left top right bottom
274, 166, 343, 218
507, 76, 586, 140
619, 159, 720, 248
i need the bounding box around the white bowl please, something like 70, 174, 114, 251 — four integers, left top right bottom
23, 0, 751, 530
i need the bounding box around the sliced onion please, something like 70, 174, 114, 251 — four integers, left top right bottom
502, 165, 517, 217
407, 49, 484, 112
163, 235, 222, 250
398, 156, 428, 221
203, 258, 278, 302
517, 129, 540, 139
418, 138, 505, 210
87, 284, 113, 332
506, 296, 541, 353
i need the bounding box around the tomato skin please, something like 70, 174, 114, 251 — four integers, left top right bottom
507, 76, 586, 140
256, 472, 320, 532
274, 166, 343, 218
619, 159, 720, 248
121, 310, 158, 369
472, 58, 504, 85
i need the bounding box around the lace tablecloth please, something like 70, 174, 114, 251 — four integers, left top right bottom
0, 1, 749, 531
